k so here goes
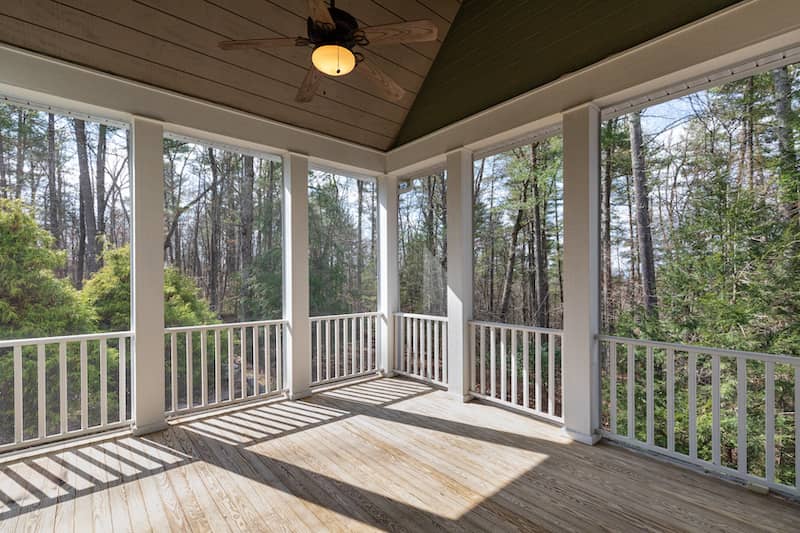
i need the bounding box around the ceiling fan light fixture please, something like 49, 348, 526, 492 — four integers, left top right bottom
312, 44, 356, 76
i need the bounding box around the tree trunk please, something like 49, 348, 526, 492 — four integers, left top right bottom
73, 119, 98, 277
356, 179, 364, 308
499, 180, 527, 321
208, 148, 221, 312
14, 110, 27, 200
628, 111, 658, 315
47, 113, 60, 247
530, 143, 550, 328
602, 119, 615, 329
240, 155, 255, 319
95, 124, 107, 244
771, 66, 798, 221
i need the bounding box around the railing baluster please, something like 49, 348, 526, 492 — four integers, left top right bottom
511, 330, 518, 405
14, 345, 22, 443
253, 326, 259, 396
38, 343, 46, 438
119, 337, 126, 422
214, 329, 222, 402
413, 318, 419, 376
737, 356, 747, 474
100, 339, 108, 427
765, 360, 775, 483
442, 320, 447, 382
80, 340, 88, 430
276, 324, 283, 390
325, 319, 332, 381
405, 317, 411, 373
627, 343, 635, 439
535, 332, 542, 412
490, 327, 497, 398
500, 328, 507, 402
334, 318, 340, 378
240, 327, 246, 398
712, 354, 720, 465
346, 316, 353, 375
170, 332, 178, 411
426, 319, 433, 380
610, 341, 617, 435
522, 331, 529, 408
548, 334, 555, 415
315, 321, 321, 383
480, 326, 486, 395
666, 347, 674, 451
360, 316, 365, 373
436, 320, 442, 383
689, 351, 697, 459
61, 342, 68, 432
186, 331, 193, 408
265, 325, 272, 393
201, 330, 208, 405
227, 327, 234, 401
646, 346, 654, 446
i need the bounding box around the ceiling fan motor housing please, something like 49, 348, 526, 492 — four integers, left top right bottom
306, 6, 367, 52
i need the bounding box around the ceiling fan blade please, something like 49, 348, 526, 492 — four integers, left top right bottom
219, 37, 299, 50
358, 60, 406, 102
296, 66, 322, 103
307, 0, 335, 27
360, 20, 438, 46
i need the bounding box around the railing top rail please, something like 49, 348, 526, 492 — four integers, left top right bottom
310, 312, 382, 321
469, 320, 563, 336
165, 319, 287, 333
394, 312, 448, 321
0, 330, 132, 348
599, 334, 800, 366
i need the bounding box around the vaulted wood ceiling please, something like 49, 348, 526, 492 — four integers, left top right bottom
0, 0, 461, 150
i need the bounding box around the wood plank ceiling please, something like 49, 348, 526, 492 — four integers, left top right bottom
0, 0, 461, 150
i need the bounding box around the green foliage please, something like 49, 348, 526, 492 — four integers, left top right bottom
0, 199, 94, 338
83, 245, 217, 329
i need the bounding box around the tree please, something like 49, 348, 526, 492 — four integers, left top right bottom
73, 118, 98, 282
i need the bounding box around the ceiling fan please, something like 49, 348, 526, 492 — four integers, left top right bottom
218, 0, 438, 103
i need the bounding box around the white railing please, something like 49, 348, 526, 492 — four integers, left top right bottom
311, 312, 380, 385
0, 331, 132, 453
600, 335, 800, 496
394, 313, 448, 386
164, 320, 286, 416
469, 321, 563, 423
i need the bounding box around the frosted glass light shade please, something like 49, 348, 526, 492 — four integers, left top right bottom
312, 45, 356, 76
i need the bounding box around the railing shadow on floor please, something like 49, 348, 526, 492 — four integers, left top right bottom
1, 376, 798, 531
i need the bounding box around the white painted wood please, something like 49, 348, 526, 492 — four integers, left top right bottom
227, 327, 234, 400
13, 345, 21, 443
480, 326, 486, 395
511, 331, 518, 405
627, 343, 635, 440
265, 325, 272, 392
535, 332, 542, 412
413, 318, 419, 376
119, 337, 126, 422
522, 331, 530, 408
60, 342, 68, 432
490, 327, 497, 398
689, 351, 697, 459
201, 329, 209, 405
335, 319, 341, 378
37, 343, 46, 438
548, 334, 556, 416
188, 331, 194, 408
359, 316, 365, 373
737, 356, 747, 473
276, 322, 283, 390
500, 328, 507, 401
240, 327, 246, 398
170, 333, 178, 411
561, 103, 601, 444
646, 346, 653, 446
99, 339, 108, 427
765, 361, 775, 483
80, 340, 88, 430
666, 347, 674, 452
131, 117, 167, 435
426, 320, 433, 379
252, 326, 259, 396
326, 319, 332, 380
343, 317, 350, 375
610, 341, 617, 435
214, 329, 221, 402
437, 320, 443, 383
712, 354, 720, 465
284, 153, 311, 399
445, 148, 471, 400
378, 173, 398, 376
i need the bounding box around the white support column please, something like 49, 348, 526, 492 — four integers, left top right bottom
446, 149, 473, 401
131, 117, 168, 435
283, 153, 311, 399
561, 103, 602, 445
377, 175, 399, 376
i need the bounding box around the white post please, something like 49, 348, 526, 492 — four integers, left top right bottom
283, 153, 311, 399
561, 103, 601, 445
377, 175, 399, 376
131, 117, 167, 435
446, 149, 473, 401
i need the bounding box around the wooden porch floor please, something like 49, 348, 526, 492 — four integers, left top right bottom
1, 377, 798, 532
